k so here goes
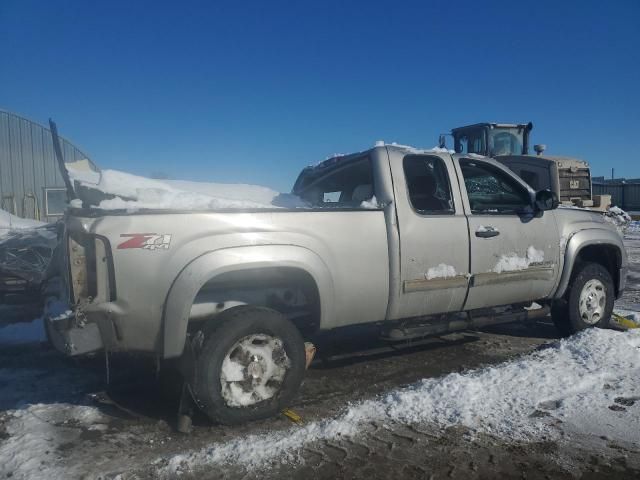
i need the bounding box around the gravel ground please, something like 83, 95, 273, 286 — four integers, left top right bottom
1, 231, 639, 480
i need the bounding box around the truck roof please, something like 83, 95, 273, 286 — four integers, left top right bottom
451, 122, 530, 132
308, 143, 492, 173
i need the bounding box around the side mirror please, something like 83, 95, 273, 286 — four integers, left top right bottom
535, 189, 559, 211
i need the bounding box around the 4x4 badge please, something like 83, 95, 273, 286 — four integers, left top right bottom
117, 234, 172, 250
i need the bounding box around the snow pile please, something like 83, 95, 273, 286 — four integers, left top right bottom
609, 206, 631, 220
374, 142, 455, 155
157, 328, 640, 476
493, 246, 544, 273
359, 196, 380, 209
0, 209, 45, 237
604, 206, 632, 234
0, 404, 108, 480
0, 318, 46, 345
426, 263, 457, 280
430, 146, 456, 154
67, 165, 308, 211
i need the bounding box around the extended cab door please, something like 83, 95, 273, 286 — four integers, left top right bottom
388, 152, 470, 320
455, 157, 560, 310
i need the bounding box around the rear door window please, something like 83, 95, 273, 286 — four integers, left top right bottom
403, 155, 454, 214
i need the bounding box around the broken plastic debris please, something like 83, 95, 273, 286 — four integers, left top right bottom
282, 408, 303, 425
304, 342, 316, 369
611, 312, 640, 330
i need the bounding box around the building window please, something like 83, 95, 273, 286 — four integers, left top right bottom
45, 188, 68, 216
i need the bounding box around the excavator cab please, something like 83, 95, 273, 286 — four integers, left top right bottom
451, 122, 533, 157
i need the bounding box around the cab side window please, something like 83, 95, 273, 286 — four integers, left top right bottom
403, 155, 454, 214
460, 159, 531, 214
297, 157, 376, 208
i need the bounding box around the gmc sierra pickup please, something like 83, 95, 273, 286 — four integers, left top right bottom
45, 144, 628, 425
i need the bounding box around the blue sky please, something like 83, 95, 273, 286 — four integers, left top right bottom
1, 0, 639, 191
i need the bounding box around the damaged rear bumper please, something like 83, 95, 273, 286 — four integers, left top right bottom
44, 298, 103, 356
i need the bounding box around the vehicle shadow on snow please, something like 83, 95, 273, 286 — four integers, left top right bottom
479, 317, 562, 340
311, 327, 481, 369
0, 304, 562, 432
310, 317, 561, 369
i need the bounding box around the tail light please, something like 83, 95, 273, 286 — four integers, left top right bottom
68, 234, 115, 304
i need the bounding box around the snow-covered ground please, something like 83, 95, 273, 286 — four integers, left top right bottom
0, 209, 45, 237
0, 317, 45, 345
160, 328, 640, 476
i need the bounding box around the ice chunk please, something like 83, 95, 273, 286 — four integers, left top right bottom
360, 196, 380, 209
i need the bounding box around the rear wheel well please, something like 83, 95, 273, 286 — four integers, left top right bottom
573, 244, 621, 295
188, 267, 321, 339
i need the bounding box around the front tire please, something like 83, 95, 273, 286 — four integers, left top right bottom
552, 262, 614, 336
191, 306, 306, 425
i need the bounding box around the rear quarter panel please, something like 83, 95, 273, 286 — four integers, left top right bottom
82, 209, 390, 353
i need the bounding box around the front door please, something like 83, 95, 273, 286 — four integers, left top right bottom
390, 153, 470, 320
455, 157, 560, 310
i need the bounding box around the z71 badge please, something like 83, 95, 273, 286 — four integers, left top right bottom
117, 233, 172, 250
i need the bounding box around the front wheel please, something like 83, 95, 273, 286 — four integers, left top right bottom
552, 262, 614, 336
191, 306, 306, 425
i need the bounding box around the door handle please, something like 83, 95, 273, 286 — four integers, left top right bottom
475, 227, 500, 238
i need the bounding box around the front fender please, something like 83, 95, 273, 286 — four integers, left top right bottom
554, 228, 627, 299
162, 244, 335, 358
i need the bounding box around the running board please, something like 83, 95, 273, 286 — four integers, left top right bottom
381, 305, 550, 342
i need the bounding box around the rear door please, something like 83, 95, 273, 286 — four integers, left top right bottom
389, 152, 470, 320
455, 157, 560, 310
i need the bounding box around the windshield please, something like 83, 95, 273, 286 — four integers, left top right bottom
455, 130, 486, 155
489, 128, 524, 156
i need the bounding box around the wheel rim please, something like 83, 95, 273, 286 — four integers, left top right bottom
220, 334, 290, 408
578, 279, 606, 325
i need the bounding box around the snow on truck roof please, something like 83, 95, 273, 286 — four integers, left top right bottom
309, 142, 457, 170
451, 122, 530, 131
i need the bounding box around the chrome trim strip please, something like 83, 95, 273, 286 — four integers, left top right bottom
472, 266, 555, 287
403, 275, 469, 293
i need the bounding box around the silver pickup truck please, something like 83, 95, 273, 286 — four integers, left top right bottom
46, 144, 628, 425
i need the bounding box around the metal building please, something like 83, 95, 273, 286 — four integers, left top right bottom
0, 109, 90, 222
593, 176, 640, 212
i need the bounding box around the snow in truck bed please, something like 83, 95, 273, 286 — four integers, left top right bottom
66, 163, 308, 211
